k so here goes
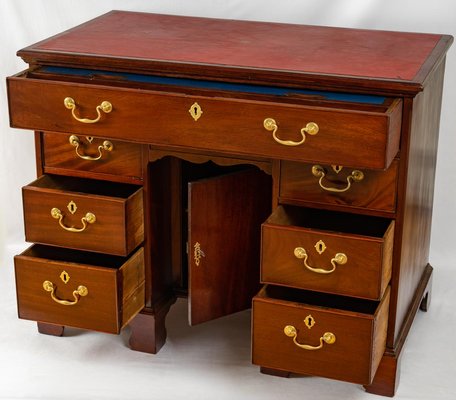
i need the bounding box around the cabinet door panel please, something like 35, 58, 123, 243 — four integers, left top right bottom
188, 168, 271, 325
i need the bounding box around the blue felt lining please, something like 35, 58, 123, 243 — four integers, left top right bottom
41, 66, 386, 105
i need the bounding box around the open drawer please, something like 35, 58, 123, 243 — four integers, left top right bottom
8, 69, 401, 169
22, 175, 144, 256
14, 245, 145, 334
252, 285, 390, 385
261, 206, 394, 300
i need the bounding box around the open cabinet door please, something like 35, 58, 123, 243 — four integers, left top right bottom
188, 168, 271, 325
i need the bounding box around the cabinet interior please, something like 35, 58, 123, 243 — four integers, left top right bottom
148, 156, 273, 297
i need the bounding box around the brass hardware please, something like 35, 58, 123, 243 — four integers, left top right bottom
189, 102, 203, 121
294, 247, 347, 274
86, 136, 94, 143
311, 165, 364, 193
331, 165, 343, 174
64, 97, 112, 124
194, 242, 205, 266
60, 271, 70, 284
69, 135, 113, 161
284, 325, 336, 350
42, 280, 88, 306
263, 118, 318, 147
304, 315, 315, 330
51, 207, 96, 233
67, 201, 77, 215
314, 240, 326, 255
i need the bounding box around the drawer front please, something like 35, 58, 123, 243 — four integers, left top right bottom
22, 175, 144, 256
8, 75, 402, 169
252, 286, 390, 385
261, 207, 394, 300
43, 133, 144, 183
280, 160, 399, 213
14, 246, 145, 334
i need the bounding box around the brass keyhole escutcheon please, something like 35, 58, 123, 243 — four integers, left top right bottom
314, 240, 326, 255
60, 271, 70, 284
67, 201, 77, 215
331, 165, 343, 174
189, 102, 203, 121
304, 315, 315, 329
194, 242, 206, 266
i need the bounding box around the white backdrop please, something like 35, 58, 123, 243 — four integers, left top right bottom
0, 1, 455, 399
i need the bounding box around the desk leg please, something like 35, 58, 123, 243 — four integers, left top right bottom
365, 265, 433, 396
260, 367, 291, 378
129, 297, 176, 354
37, 322, 64, 336
364, 353, 401, 397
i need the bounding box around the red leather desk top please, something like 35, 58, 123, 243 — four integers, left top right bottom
18, 11, 452, 94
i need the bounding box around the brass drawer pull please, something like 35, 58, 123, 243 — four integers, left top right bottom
64, 97, 112, 124
264, 118, 319, 147
312, 165, 364, 193
51, 207, 96, 233
294, 247, 347, 274
43, 280, 88, 306
69, 135, 113, 161
284, 325, 336, 350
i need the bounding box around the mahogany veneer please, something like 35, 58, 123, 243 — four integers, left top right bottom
15, 245, 145, 333
261, 206, 394, 300
280, 159, 399, 215
253, 285, 390, 385
42, 132, 144, 184
5, 11, 452, 397
22, 175, 144, 256
8, 74, 402, 169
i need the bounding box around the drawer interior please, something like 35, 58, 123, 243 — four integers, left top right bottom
259, 285, 381, 316
28, 174, 139, 198
20, 244, 134, 269
24, 67, 396, 112
268, 205, 392, 238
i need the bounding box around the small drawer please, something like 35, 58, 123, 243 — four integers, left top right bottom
22, 175, 143, 256
14, 245, 145, 334
8, 72, 401, 169
280, 160, 399, 213
42, 132, 144, 183
261, 206, 394, 300
252, 285, 390, 385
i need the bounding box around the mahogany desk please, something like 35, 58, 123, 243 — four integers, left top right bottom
6, 11, 453, 396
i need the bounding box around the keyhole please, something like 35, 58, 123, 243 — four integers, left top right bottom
314, 240, 326, 255
331, 165, 343, 174
189, 102, 202, 121
60, 270, 70, 284
67, 201, 78, 215
304, 314, 315, 329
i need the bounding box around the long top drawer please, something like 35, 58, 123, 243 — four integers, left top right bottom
8, 71, 402, 169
